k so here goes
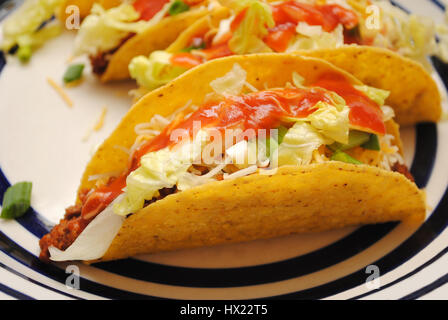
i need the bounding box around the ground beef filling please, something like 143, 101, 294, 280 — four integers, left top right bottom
38, 186, 177, 261
392, 163, 415, 182
90, 52, 111, 76
89, 33, 135, 76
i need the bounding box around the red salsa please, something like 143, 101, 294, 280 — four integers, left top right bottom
133, 0, 170, 21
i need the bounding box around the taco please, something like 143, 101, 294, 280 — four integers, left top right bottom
73, 0, 216, 82
39, 54, 426, 263
129, 0, 441, 125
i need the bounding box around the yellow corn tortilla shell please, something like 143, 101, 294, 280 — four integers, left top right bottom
75, 54, 425, 262
300, 46, 442, 126
99, 5, 213, 82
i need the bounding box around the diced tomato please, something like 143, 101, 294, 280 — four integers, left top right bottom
320, 4, 359, 30
280, 2, 326, 29
264, 22, 296, 52
273, 1, 359, 32
133, 0, 170, 21
170, 53, 203, 68
272, 5, 292, 25
199, 43, 233, 60
230, 8, 248, 32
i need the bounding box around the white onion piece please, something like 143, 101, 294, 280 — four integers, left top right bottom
49, 196, 126, 261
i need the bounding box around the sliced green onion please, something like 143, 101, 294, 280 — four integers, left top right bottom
1, 182, 32, 219
63, 64, 85, 83
266, 125, 288, 157
276, 125, 288, 145
330, 150, 363, 165
361, 134, 380, 151
180, 42, 206, 52
329, 131, 371, 151
168, 0, 190, 15
17, 45, 32, 63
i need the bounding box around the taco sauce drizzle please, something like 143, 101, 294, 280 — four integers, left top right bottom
39, 73, 384, 260
133, 0, 170, 21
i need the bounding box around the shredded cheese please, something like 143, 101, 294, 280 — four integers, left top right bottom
88, 170, 121, 182
82, 106, 108, 142
47, 77, 73, 107
244, 81, 258, 93
134, 123, 161, 136
93, 107, 108, 131
82, 127, 93, 142
379, 134, 404, 170
113, 145, 131, 155
66, 55, 75, 63
223, 165, 258, 180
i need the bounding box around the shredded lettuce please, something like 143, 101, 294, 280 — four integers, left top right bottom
213, 16, 233, 45
306, 102, 350, 144
358, 0, 437, 68
129, 51, 188, 90
283, 96, 350, 145
296, 22, 324, 38
113, 131, 207, 216
292, 72, 306, 88
225, 139, 267, 169
1, 0, 63, 58
226, 0, 274, 54
177, 170, 217, 191
277, 122, 332, 167
381, 105, 395, 122
74, 3, 150, 56
287, 24, 344, 52
354, 85, 390, 106
210, 63, 247, 96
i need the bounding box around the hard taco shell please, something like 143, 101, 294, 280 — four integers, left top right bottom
300, 46, 442, 126
99, 4, 214, 82
76, 54, 425, 262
